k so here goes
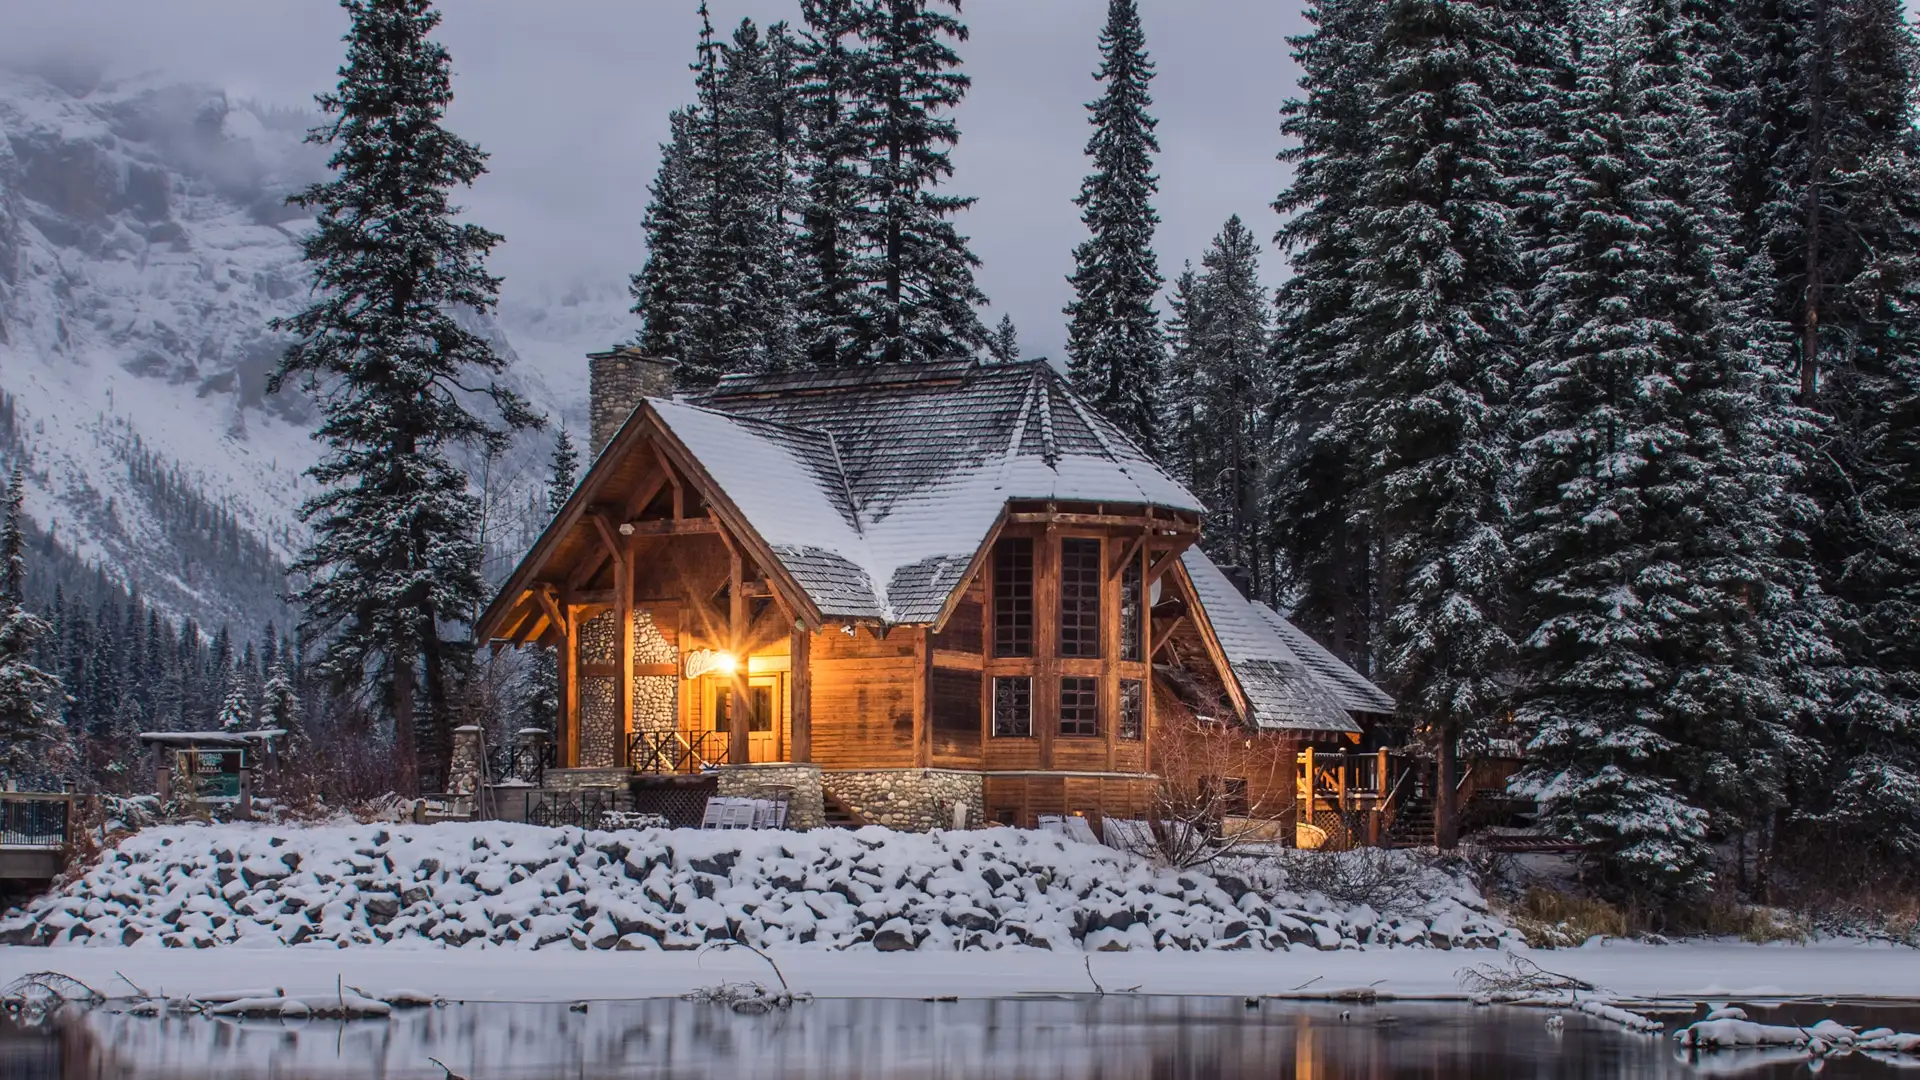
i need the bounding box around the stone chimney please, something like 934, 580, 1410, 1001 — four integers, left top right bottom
586, 347, 677, 458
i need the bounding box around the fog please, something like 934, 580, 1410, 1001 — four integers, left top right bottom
2, 1, 1310, 360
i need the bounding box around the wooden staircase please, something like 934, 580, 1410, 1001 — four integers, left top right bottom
1384, 790, 1434, 848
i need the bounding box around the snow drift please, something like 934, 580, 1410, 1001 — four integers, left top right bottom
1, 823, 1512, 954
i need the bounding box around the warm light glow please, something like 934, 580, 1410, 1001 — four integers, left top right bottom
714, 652, 738, 677
683, 648, 741, 680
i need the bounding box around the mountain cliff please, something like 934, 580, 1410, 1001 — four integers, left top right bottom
0, 69, 631, 633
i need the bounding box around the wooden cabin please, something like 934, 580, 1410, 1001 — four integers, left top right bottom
478, 352, 1399, 836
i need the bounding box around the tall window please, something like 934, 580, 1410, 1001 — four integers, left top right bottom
1059, 538, 1102, 658
993, 538, 1034, 658
1060, 676, 1099, 737
1119, 558, 1143, 662
993, 676, 1033, 737
1119, 679, 1143, 740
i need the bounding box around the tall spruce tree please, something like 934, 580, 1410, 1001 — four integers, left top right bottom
1270, 0, 1387, 674
633, 108, 701, 365
0, 466, 60, 782
1162, 262, 1203, 489
1346, 0, 1524, 847
1721, 0, 1920, 861
1064, 0, 1165, 452
985, 314, 1020, 364
1507, 8, 1715, 895
270, 0, 538, 795
1183, 218, 1273, 599
795, 0, 870, 369
843, 0, 987, 363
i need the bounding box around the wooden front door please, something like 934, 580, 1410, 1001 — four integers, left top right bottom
708, 675, 785, 763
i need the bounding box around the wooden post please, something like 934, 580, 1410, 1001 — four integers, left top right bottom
616, 541, 635, 769
560, 607, 578, 769
790, 625, 812, 763
1035, 529, 1058, 770
1435, 734, 1459, 850
914, 628, 931, 768
1300, 745, 1314, 821
728, 544, 750, 765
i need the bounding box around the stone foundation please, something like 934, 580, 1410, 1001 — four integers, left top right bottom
714, 764, 825, 830
822, 769, 985, 832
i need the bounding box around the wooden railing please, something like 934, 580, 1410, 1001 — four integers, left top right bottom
629, 730, 731, 775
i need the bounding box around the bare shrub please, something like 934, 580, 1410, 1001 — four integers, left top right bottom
1146, 709, 1296, 869
1267, 847, 1425, 914
1498, 887, 1635, 947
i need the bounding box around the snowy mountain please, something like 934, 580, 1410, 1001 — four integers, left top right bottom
0, 68, 634, 633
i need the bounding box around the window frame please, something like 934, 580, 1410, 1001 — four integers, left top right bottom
1059, 675, 1100, 738
1057, 537, 1103, 659
991, 675, 1034, 739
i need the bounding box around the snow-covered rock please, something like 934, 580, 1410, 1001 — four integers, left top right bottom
1, 823, 1514, 954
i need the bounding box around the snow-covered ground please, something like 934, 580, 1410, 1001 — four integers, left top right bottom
0, 821, 1914, 1005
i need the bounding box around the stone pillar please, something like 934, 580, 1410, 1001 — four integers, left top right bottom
587, 348, 678, 458
514, 727, 552, 784
448, 725, 485, 796
154, 747, 171, 804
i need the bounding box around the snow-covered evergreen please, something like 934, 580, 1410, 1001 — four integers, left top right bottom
0, 466, 63, 783
1173, 219, 1273, 602
1269, 0, 1387, 676
1064, 0, 1166, 454
268, 0, 539, 796
1344, 0, 1525, 847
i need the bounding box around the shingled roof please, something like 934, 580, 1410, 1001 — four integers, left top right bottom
658, 360, 1198, 623
1180, 548, 1395, 733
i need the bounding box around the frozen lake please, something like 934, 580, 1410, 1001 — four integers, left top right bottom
7, 996, 1920, 1078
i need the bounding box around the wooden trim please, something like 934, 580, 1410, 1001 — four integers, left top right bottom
559, 603, 578, 769
650, 441, 685, 520
1007, 511, 1200, 534
1109, 532, 1147, 582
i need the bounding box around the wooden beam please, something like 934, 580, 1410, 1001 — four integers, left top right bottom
790, 626, 812, 763
1146, 543, 1190, 585
1150, 615, 1188, 659
931, 649, 984, 671
568, 548, 612, 594
588, 512, 623, 565
622, 470, 670, 520
728, 543, 750, 764
1109, 532, 1147, 582
742, 603, 795, 656
619, 517, 718, 537
534, 586, 567, 640
651, 442, 685, 519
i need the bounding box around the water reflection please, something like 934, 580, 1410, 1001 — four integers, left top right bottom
5, 996, 1915, 1079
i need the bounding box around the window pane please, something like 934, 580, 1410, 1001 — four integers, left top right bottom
1060, 676, 1099, 737
1059, 538, 1102, 658
748, 686, 773, 733
1119, 679, 1143, 740
992, 539, 1034, 658
1120, 558, 1143, 662
992, 676, 1032, 738
712, 686, 730, 732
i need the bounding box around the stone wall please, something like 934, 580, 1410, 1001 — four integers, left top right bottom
714, 764, 825, 830
822, 769, 985, 832
588, 348, 677, 457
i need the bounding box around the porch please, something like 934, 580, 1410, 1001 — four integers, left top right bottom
1294, 748, 1531, 850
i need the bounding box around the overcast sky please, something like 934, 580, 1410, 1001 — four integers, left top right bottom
3, 1, 1313, 360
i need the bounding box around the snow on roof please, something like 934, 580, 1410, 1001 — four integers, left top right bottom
666, 361, 1202, 623
1180, 549, 1390, 734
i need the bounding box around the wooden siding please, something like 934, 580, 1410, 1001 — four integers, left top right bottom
809, 626, 920, 769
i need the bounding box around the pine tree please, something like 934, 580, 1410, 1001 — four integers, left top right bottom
1183, 217, 1273, 600
216, 673, 255, 733
269, 0, 539, 795
520, 430, 581, 738
1270, 0, 1387, 674
1064, 0, 1165, 453
547, 428, 579, 515
1507, 8, 1715, 895
1721, 0, 1920, 861
1346, 0, 1525, 847
1161, 262, 1203, 488
984, 314, 1020, 364
261, 656, 307, 755
0, 466, 62, 782
795, 0, 870, 369
843, 0, 987, 363
633, 108, 701, 364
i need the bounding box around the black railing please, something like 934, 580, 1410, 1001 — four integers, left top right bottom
629, 730, 731, 775
488, 741, 555, 788
0, 795, 70, 848
524, 788, 620, 829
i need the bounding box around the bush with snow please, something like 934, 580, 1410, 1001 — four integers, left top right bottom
1, 823, 1513, 954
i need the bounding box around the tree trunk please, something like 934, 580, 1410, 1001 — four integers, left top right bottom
392, 655, 419, 798
1434, 732, 1459, 850
1802, 0, 1830, 403
420, 612, 452, 794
